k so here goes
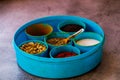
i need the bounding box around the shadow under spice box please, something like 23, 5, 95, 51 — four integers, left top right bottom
12, 15, 105, 79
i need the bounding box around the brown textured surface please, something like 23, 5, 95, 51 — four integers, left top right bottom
0, 0, 120, 80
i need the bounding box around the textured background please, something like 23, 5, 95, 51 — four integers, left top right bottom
0, 0, 120, 80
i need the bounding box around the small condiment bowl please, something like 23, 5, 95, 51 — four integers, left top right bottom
73, 32, 103, 52
50, 45, 80, 58
25, 23, 53, 41
44, 32, 72, 50
19, 40, 49, 57
58, 20, 86, 34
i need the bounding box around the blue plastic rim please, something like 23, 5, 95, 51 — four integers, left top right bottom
58, 20, 86, 34
19, 40, 49, 57
12, 15, 105, 78
50, 45, 80, 58
73, 32, 103, 52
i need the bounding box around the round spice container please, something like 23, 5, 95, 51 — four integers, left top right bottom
19, 40, 48, 57
12, 15, 105, 79
50, 45, 80, 58
44, 32, 72, 49
58, 20, 86, 34
25, 23, 53, 41
73, 32, 103, 52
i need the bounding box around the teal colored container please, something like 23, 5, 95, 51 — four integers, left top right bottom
50, 45, 80, 58
73, 32, 103, 52
25, 23, 53, 41
44, 32, 72, 50
12, 15, 105, 79
58, 20, 86, 34
19, 40, 49, 57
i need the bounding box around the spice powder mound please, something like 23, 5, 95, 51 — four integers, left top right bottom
47, 38, 68, 46
76, 39, 100, 46
20, 42, 46, 54
55, 52, 77, 58
60, 24, 83, 32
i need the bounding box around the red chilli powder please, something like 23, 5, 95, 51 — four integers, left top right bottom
54, 52, 77, 58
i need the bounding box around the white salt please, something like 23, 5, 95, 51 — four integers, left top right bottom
76, 39, 100, 46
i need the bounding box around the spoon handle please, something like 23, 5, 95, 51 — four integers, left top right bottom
67, 28, 84, 40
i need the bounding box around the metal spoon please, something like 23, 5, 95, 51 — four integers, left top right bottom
58, 28, 84, 44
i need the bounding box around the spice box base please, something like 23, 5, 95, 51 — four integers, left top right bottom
12, 15, 105, 79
